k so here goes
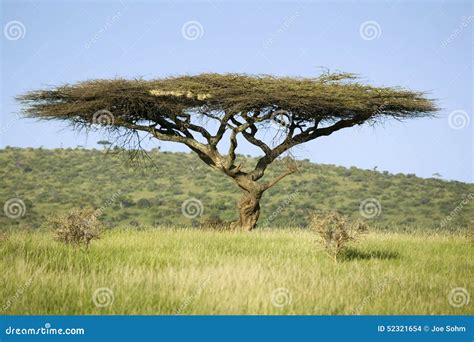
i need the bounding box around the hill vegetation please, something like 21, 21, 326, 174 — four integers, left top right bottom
0, 147, 472, 231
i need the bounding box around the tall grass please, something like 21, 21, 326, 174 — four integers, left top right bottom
1, 228, 472, 315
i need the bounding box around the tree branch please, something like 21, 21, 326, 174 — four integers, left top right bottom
262, 166, 297, 190
251, 116, 364, 180
212, 111, 235, 146
119, 121, 220, 169
226, 117, 252, 169
174, 113, 213, 143
241, 124, 271, 155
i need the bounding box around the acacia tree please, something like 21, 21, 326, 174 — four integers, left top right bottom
17, 73, 436, 231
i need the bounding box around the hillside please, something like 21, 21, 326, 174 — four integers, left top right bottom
0, 147, 472, 231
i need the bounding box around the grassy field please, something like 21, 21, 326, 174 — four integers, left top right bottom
1, 228, 472, 315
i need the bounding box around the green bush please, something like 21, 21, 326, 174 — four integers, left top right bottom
47, 208, 102, 247
309, 212, 368, 262
137, 198, 152, 208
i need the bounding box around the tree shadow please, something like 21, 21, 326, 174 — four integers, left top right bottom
340, 247, 400, 261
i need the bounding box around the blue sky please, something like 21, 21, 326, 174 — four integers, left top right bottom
1, 0, 472, 182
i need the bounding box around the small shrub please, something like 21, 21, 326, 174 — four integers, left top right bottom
129, 219, 141, 228
0, 231, 9, 242
467, 220, 474, 243
309, 212, 368, 262
137, 198, 152, 208
200, 217, 232, 231
47, 208, 102, 247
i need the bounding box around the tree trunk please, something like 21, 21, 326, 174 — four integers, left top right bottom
232, 191, 262, 231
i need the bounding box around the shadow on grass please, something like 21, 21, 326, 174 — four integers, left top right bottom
340, 247, 400, 261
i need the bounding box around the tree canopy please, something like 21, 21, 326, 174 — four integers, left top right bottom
18, 72, 435, 125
